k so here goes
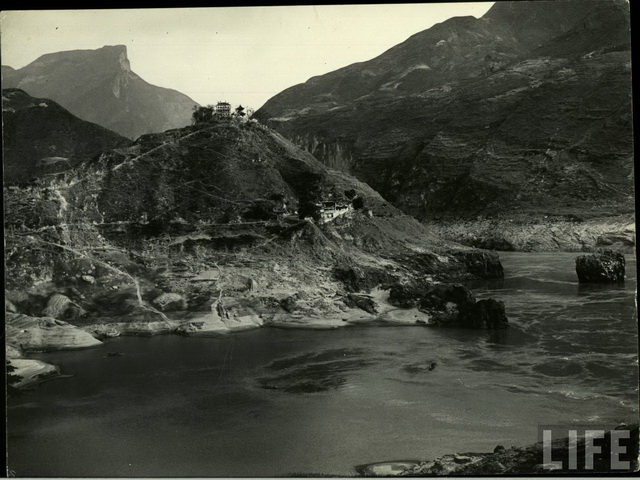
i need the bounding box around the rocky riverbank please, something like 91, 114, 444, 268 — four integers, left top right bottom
356, 424, 639, 475
6, 345, 61, 390
427, 215, 635, 253
6, 271, 508, 390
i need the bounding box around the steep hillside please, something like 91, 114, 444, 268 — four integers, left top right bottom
5, 118, 503, 350
2, 45, 199, 139
255, 0, 633, 251
2, 88, 131, 184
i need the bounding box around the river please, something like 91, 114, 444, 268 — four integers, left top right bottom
7, 252, 638, 476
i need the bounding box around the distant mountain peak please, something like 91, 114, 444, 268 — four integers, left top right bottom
2, 45, 198, 139
27, 44, 131, 72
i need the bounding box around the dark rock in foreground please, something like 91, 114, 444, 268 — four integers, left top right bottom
345, 293, 378, 314
576, 250, 625, 283
389, 281, 508, 329
451, 251, 504, 279
356, 425, 639, 475
466, 299, 508, 330
355, 461, 422, 476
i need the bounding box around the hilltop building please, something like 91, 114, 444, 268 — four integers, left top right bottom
214, 102, 231, 117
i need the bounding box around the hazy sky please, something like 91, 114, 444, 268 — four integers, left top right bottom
1, 3, 494, 109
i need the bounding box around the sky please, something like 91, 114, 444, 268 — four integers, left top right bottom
0, 3, 494, 110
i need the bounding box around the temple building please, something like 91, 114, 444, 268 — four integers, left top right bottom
214, 101, 231, 117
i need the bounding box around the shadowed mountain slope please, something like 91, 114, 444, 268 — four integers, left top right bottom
255, 0, 633, 228
2, 88, 131, 184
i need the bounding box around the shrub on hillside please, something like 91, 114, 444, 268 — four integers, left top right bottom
298, 201, 321, 222
192, 105, 216, 124
352, 196, 365, 210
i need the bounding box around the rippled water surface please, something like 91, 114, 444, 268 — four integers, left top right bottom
7, 253, 638, 476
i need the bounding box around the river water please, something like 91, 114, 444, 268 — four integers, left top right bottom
7, 253, 638, 477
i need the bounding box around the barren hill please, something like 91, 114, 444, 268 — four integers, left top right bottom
4, 118, 502, 339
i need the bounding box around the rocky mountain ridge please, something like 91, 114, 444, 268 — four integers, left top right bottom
255, 0, 633, 251
2, 88, 131, 184
2, 45, 199, 139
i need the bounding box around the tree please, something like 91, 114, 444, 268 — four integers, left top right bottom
192, 105, 215, 124
344, 189, 357, 200
352, 196, 365, 210
6, 361, 22, 394
269, 192, 285, 203
296, 172, 326, 221
298, 201, 321, 221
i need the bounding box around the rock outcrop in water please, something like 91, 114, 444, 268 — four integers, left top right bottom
2, 45, 199, 139
255, 0, 633, 252
467, 299, 508, 330
388, 281, 508, 329
576, 250, 626, 283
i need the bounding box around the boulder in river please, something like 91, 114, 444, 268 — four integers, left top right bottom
575, 250, 625, 283
420, 283, 477, 326
420, 283, 476, 312
466, 298, 509, 330
452, 250, 504, 279
387, 281, 508, 329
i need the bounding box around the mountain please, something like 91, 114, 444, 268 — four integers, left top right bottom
2, 88, 131, 184
5, 118, 503, 347
255, 0, 633, 250
1, 45, 199, 139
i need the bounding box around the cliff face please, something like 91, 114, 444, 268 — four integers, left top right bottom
2, 45, 199, 140
255, 1, 633, 233
2, 88, 131, 184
